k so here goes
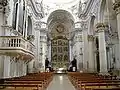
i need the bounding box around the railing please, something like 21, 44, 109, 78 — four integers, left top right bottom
0, 36, 35, 55
27, 41, 35, 53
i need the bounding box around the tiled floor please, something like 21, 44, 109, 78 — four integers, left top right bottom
47, 74, 75, 90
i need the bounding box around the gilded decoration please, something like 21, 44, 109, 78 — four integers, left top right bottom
88, 35, 94, 41
0, 0, 8, 6
51, 37, 69, 68
113, 1, 120, 14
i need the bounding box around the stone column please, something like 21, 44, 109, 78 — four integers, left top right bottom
69, 40, 73, 62
82, 29, 89, 71
28, 60, 34, 73
13, 61, 17, 77
47, 40, 51, 62
113, 1, 120, 69
0, 5, 4, 36
3, 56, 11, 78
96, 23, 108, 74
0, 56, 4, 78
88, 35, 95, 72
40, 35, 47, 71
0, 6, 5, 77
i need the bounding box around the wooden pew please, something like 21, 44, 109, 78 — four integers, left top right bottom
0, 72, 53, 90
0, 84, 42, 90
68, 72, 120, 90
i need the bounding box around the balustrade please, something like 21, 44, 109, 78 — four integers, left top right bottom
0, 36, 35, 59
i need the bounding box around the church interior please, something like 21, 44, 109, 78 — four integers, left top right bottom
0, 0, 120, 90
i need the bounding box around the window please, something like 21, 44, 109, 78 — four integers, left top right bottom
18, 0, 25, 34
12, 2, 18, 29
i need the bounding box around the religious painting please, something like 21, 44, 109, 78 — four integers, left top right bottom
64, 47, 68, 52
57, 54, 63, 61
64, 54, 68, 61
52, 47, 57, 53
58, 47, 62, 53
52, 54, 57, 62
52, 40, 57, 45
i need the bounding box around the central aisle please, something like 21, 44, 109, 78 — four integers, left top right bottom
47, 74, 76, 90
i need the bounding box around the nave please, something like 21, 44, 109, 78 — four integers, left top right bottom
46, 74, 75, 90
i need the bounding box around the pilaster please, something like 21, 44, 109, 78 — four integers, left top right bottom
82, 29, 89, 71
113, 1, 120, 70
88, 35, 95, 72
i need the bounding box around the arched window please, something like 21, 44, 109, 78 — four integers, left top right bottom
27, 16, 32, 35
18, 0, 25, 34
12, 0, 18, 29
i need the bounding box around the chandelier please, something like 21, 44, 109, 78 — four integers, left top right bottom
0, 0, 8, 6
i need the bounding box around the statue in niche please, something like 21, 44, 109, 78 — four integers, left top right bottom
58, 47, 62, 53
52, 47, 57, 53
64, 54, 68, 61
58, 54, 63, 61
64, 47, 68, 52
52, 40, 57, 45
58, 40, 62, 45
52, 54, 57, 61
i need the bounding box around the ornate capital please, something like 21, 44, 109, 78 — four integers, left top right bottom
88, 35, 94, 41
95, 23, 108, 33
0, 0, 8, 6
113, 1, 120, 14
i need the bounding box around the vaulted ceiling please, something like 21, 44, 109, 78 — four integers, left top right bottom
47, 10, 74, 39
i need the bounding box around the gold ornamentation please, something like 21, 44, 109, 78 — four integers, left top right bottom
88, 35, 94, 41
113, 1, 120, 14
0, 0, 8, 6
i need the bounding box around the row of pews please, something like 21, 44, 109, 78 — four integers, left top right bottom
0, 72, 53, 90
68, 72, 120, 90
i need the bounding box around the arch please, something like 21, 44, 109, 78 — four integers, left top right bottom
98, 0, 106, 22
47, 9, 74, 24
27, 16, 32, 35
98, 0, 117, 33
89, 15, 95, 35
48, 9, 74, 70
18, 0, 25, 34
47, 9, 74, 36
12, 0, 18, 29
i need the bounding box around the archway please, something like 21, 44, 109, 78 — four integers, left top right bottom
98, 0, 118, 72
47, 9, 74, 72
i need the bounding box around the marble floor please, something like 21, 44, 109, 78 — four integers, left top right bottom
47, 74, 76, 90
